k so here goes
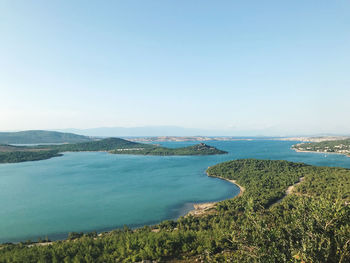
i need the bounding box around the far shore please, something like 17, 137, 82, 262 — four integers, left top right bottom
185, 170, 245, 217
292, 147, 350, 158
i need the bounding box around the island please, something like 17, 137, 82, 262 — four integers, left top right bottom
1, 159, 349, 262
0, 137, 227, 163
110, 142, 227, 155
292, 137, 350, 157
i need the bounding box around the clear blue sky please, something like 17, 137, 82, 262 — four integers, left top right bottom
1, 0, 349, 135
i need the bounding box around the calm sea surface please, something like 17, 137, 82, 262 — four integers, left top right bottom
1, 140, 350, 243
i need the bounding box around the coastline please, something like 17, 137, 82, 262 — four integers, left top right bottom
1, 166, 245, 245
185, 169, 245, 217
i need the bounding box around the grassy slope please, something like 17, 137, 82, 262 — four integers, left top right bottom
1, 159, 349, 262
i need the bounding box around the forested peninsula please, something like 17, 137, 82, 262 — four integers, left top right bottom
1, 159, 349, 262
0, 138, 227, 163
0, 145, 62, 164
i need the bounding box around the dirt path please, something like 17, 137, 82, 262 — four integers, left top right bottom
270, 177, 305, 207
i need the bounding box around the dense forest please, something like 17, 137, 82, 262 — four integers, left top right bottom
0, 145, 61, 164
0, 150, 61, 163
1, 159, 349, 262
293, 138, 350, 156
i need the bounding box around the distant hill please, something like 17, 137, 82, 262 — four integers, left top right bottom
111, 142, 227, 155
58, 126, 251, 137
51, 137, 153, 152
59, 126, 218, 137
0, 130, 92, 144
51, 138, 226, 156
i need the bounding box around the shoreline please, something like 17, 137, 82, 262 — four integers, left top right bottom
185, 169, 245, 217
1, 167, 246, 245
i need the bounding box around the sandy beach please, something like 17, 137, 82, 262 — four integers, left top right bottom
186, 172, 245, 217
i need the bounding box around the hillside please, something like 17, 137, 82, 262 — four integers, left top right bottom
0, 130, 92, 144
1, 159, 349, 262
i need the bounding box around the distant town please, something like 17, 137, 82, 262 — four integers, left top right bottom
292, 138, 350, 157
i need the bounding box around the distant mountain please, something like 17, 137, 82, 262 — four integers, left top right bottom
0, 130, 92, 144
58, 126, 239, 137
57, 126, 350, 137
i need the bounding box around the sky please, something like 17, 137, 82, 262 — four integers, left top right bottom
0, 0, 349, 135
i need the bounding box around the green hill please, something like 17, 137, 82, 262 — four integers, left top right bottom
0, 130, 92, 144
1, 159, 349, 262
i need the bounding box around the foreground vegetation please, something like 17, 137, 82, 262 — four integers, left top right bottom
1, 159, 349, 262
0, 138, 226, 163
293, 138, 350, 157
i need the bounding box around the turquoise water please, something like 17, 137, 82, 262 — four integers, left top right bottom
1, 140, 350, 243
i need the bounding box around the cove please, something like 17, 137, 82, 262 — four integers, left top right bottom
0, 151, 237, 243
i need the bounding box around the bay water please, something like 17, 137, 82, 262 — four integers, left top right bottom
1, 140, 350, 243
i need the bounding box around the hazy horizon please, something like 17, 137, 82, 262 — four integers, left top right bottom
0, 125, 349, 138
1, 1, 349, 134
